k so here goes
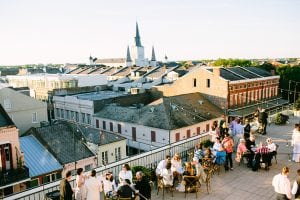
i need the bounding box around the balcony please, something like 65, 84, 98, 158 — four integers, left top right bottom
0, 166, 30, 187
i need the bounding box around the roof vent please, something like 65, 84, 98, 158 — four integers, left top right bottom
198, 100, 203, 105
150, 107, 155, 113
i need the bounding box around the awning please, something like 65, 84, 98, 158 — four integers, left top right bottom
228, 98, 289, 117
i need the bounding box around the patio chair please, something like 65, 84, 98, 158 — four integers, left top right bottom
183, 175, 200, 198
157, 175, 174, 198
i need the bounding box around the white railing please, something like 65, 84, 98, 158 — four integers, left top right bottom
5, 133, 210, 200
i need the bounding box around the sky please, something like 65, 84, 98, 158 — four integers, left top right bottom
0, 0, 299, 65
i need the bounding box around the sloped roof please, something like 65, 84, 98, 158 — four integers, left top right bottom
0, 104, 14, 127
206, 66, 273, 81
70, 125, 126, 145
20, 135, 62, 177
25, 122, 95, 165
94, 93, 223, 130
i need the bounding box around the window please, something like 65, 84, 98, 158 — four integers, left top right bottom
56, 108, 60, 118
193, 78, 197, 87
85, 164, 92, 171
115, 147, 121, 161
103, 121, 106, 130
151, 131, 156, 142
196, 127, 200, 135
110, 122, 113, 132
175, 133, 180, 142
102, 151, 108, 165
206, 124, 209, 132
66, 110, 70, 119
186, 129, 191, 138
132, 127, 136, 141
4, 99, 12, 110
96, 119, 99, 128
42, 175, 50, 184
87, 114, 91, 124
61, 109, 64, 118
206, 79, 210, 88
75, 112, 79, 122
117, 124, 122, 134
28, 179, 39, 188
32, 112, 38, 123
81, 113, 85, 123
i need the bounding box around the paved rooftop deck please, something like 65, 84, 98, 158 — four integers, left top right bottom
153, 115, 300, 200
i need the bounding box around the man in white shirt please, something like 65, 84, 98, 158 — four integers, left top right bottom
292, 169, 300, 200
272, 166, 292, 200
85, 170, 102, 200
156, 155, 171, 175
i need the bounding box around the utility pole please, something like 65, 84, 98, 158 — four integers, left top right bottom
288, 80, 291, 102
294, 83, 298, 103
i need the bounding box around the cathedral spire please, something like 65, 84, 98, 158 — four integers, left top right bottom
126, 45, 132, 62
135, 22, 142, 47
151, 46, 156, 61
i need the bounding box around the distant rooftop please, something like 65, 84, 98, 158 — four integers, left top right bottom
72, 90, 127, 101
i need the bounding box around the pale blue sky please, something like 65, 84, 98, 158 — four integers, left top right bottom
0, 0, 299, 65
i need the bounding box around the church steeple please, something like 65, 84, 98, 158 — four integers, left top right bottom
134, 22, 142, 47
151, 46, 156, 61
126, 45, 132, 62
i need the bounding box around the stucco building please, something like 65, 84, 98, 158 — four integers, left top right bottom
0, 85, 48, 134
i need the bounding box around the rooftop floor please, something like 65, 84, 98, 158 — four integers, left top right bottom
153, 114, 300, 200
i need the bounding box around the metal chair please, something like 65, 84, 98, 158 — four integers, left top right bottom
183, 175, 200, 198
157, 175, 174, 198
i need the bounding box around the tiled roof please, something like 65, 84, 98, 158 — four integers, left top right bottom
25, 122, 95, 165
94, 93, 223, 130
20, 135, 62, 177
70, 125, 126, 145
0, 104, 14, 127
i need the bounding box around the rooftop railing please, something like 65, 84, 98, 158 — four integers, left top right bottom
4, 132, 210, 200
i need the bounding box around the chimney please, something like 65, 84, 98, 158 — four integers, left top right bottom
271, 70, 275, 75
213, 67, 221, 76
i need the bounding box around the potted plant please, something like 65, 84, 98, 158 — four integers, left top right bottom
294, 97, 300, 117
274, 113, 289, 125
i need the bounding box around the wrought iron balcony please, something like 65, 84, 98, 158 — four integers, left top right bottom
0, 166, 29, 187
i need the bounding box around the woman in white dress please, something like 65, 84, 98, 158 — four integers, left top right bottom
161, 161, 173, 186
75, 168, 86, 200
118, 163, 133, 184
292, 124, 300, 162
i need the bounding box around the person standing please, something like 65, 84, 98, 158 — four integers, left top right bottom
292, 169, 300, 199
60, 171, 73, 200
272, 166, 292, 200
259, 108, 268, 135
75, 168, 86, 200
222, 133, 234, 171
85, 170, 102, 200
135, 171, 151, 200
292, 124, 300, 162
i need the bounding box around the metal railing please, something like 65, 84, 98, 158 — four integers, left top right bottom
4, 133, 210, 200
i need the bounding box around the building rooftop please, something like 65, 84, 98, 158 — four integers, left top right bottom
206, 66, 274, 81
94, 93, 224, 130
24, 122, 95, 165
20, 135, 62, 178
72, 90, 127, 101
71, 125, 126, 145
0, 104, 14, 127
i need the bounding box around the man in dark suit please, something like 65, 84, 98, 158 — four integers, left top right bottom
135, 171, 151, 200
60, 171, 73, 200
259, 108, 268, 135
